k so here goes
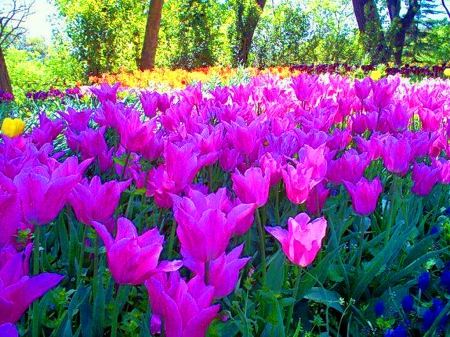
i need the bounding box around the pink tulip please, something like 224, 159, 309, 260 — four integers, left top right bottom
343, 177, 382, 216
90, 82, 120, 103
327, 149, 370, 185
117, 110, 157, 153
145, 271, 220, 337
172, 193, 233, 263
266, 213, 327, 267
0, 244, 64, 325
69, 176, 131, 228
91, 217, 182, 285
0, 174, 22, 246
354, 77, 372, 101
380, 134, 413, 176
30, 113, 64, 149
58, 107, 92, 133
231, 167, 270, 207
305, 182, 330, 216
411, 162, 441, 196
14, 157, 91, 225
182, 244, 250, 299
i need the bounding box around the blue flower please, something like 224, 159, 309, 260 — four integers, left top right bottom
418, 271, 430, 291
375, 300, 385, 317
384, 325, 407, 337
401, 295, 414, 314
440, 270, 450, 293
429, 226, 439, 235
422, 299, 447, 332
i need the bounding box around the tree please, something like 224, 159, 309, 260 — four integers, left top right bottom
230, 0, 267, 66
0, 0, 34, 94
157, 0, 225, 69
352, 0, 421, 65
54, 0, 146, 77
140, 0, 164, 70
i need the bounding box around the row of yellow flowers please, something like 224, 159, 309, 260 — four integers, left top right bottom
88, 66, 301, 89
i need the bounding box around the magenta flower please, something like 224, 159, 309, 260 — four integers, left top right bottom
58, 107, 92, 133
343, 177, 382, 216
231, 167, 270, 207
69, 176, 131, 228
327, 149, 370, 185
411, 162, 441, 196
0, 174, 22, 246
30, 113, 64, 149
354, 77, 372, 101
90, 82, 120, 103
225, 117, 262, 156
172, 191, 234, 263
145, 271, 220, 337
14, 157, 91, 225
0, 323, 18, 337
182, 244, 250, 299
0, 244, 64, 325
266, 213, 327, 267
91, 217, 181, 285
380, 134, 413, 176
117, 110, 157, 153
305, 182, 330, 216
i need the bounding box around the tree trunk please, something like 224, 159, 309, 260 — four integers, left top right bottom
352, 0, 389, 64
0, 45, 13, 94
140, 0, 164, 70
235, 0, 267, 66
388, 0, 419, 65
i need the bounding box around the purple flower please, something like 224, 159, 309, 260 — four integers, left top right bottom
0, 323, 18, 337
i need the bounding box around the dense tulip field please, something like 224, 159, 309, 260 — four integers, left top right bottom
0, 70, 450, 336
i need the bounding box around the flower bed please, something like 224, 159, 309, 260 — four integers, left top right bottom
0, 73, 450, 336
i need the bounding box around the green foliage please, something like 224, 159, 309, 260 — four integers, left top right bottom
157, 0, 229, 68
249, 2, 310, 67
4, 36, 83, 101
409, 21, 450, 65
53, 0, 146, 77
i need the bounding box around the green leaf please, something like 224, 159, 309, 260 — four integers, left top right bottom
266, 250, 286, 293
304, 288, 344, 313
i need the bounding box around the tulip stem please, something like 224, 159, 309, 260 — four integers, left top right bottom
32, 225, 42, 337
111, 284, 127, 337
167, 220, 177, 260
275, 182, 280, 225
385, 175, 401, 246
255, 209, 267, 284
285, 266, 302, 334
205, 261, 211, 285
356, 216, 365, 276
208, 165, 214, 192
120, 151, 131, 181
77, 224, 88, 284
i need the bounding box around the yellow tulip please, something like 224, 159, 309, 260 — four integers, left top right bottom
370, 70, 382, 81
444, 68, 450, 77
1, 118, 26, 138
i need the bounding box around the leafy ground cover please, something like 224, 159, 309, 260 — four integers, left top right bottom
0, 70, 449, 336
